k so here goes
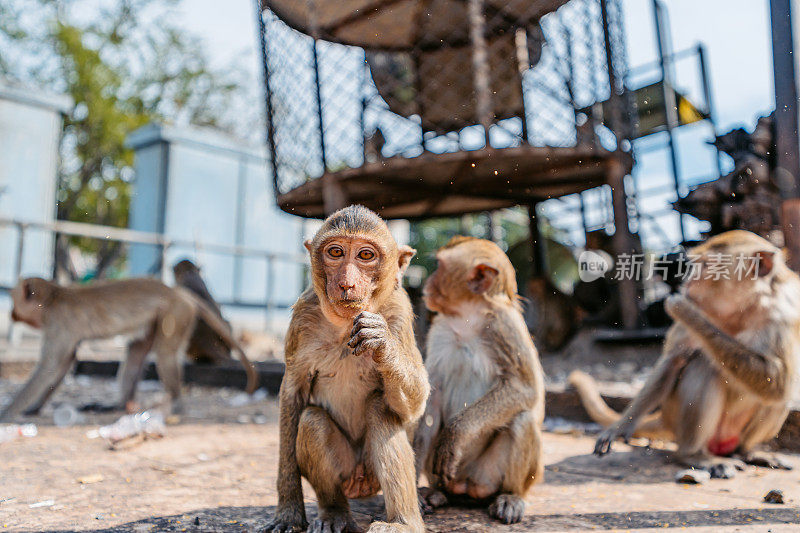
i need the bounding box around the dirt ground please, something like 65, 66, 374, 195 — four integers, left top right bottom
1, 378, 800, 532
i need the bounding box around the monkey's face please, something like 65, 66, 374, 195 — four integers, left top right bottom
682, 233, 781, 325
320, 237, 384, 319
424, 238, 515, 315
423, 252, 463, 315
10, 278, 47, 329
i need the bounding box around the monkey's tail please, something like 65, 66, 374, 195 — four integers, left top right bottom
186, 291, 260, 394
567, 370, 667, 440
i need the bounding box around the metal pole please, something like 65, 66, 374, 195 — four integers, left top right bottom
255, 1, 281, 195
652, 0, 686, 243
528, 204, 546, 277
159, 241, 169, 283
599, 0, 621, 136
265, 255, 275, 328
601, 0, 638, 328
608, 159, 639, 329
468, 0, 494, 148
311, 39, 327, 171
361, 51, 368, 164
771, 0, 800, 270
578, 192, 589, 242
697, 44, 724, 177
514, 27, 531, 144
771, 0, 800, 198
8, 223, 26, 342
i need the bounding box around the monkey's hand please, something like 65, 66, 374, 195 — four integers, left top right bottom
594, 421, 634, 456
263, 506, 308, 533
432, 423, 463, 483
664, 294, 703, 325
347, 312, 397, 364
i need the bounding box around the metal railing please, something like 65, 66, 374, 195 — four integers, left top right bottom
0, 217, 308, 316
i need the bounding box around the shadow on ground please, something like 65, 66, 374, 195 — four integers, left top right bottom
545, 447, 681, 486
45, 501, 800, 532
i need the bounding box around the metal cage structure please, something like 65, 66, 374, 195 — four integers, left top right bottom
256, 0, 635, 218
255, 0, 640, 327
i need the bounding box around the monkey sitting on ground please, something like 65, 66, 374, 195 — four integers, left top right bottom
414, 236, 545, 524
2, 277, 258, 421
264, 205, 428, 533
173, 259, 233, 364
569, 230, 798, 478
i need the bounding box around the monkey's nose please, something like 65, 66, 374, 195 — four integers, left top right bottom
339, 281, 355, 291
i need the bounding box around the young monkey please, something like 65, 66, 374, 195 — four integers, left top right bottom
571, 230, 799, 478
264, 205, 428, 533
414, 236, 545, 524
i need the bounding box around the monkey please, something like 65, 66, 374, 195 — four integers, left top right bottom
264, 205, 428, 533
527, 276, 581, 352
2, 277, 258, 421
569, 230, 798, 478
413, 236, 545, 525
173, 259, 233, 364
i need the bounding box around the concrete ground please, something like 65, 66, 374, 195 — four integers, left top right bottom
1, 383, 799, 533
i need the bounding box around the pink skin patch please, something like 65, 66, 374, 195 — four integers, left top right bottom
707, 435, 740, 456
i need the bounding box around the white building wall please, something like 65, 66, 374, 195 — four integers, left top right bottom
127, 123, 305, 329
0, 81, 70, 288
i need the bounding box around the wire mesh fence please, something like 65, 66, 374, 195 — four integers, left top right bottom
257, 0, 635, 197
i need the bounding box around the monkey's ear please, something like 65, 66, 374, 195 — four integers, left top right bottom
398, 245, 416, 275
756, 250, 776, 277
304, 240, 313, 255
467, 263, 499, 294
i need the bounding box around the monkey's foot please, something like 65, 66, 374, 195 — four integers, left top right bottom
417, 486, 447, 514
738, 451, 794, 470
262, 507, 308, 533
681, 455, 745, 479
308, 510, 360, 533
488, 494, 525, 524
366, 521, 421, 533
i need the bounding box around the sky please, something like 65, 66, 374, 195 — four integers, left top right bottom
172, 0, 779, 250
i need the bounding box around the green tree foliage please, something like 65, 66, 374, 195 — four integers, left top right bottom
2, 0, 249, 278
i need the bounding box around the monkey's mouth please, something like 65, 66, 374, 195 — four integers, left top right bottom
337, 299, 366, 309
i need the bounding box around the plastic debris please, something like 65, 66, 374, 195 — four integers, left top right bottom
763, 489, 785, 504
29, 500, 55, 508
226, 388, 268, 407
76, 474, 104, 485
675, 468, 710, 484
543, 416, 602, 435
96, 411, 165, 445
0, 424, 38, 444
53, 404, 85, 427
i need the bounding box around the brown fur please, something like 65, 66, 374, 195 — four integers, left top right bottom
173, 259, 233, 364
415, 237, 545, 524
265, 205, 428, 533
572, 230, 799, 478
2, 277, 257, 421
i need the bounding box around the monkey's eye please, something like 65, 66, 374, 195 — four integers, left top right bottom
327, 246, 344, 258
358, 249, 376, 261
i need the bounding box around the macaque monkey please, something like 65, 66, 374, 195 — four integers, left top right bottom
414, 236, 545, 524
265, 205, 428, 533
570, 230, 798, 478
3, 277, 258, 421
173, 259, 232, 364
